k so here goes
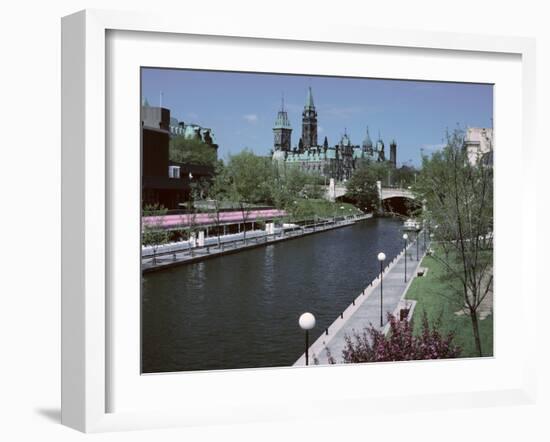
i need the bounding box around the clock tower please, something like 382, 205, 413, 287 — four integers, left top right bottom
301, 87, 318, 149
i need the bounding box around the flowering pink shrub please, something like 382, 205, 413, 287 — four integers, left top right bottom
341, 313, 461, 363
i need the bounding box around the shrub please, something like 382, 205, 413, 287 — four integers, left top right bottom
341, 312, 461, 363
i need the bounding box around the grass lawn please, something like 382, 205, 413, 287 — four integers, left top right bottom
405, 254, 493, 358
292, 198, 363, 221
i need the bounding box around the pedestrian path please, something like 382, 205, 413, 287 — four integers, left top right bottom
295, 234, 429, 366
142, 214, 373, 273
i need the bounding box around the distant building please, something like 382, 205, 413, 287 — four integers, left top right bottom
464, 127, 493, 166
169, 117, 219, 153
272, 87, 397, 181
141, 101, 215, 209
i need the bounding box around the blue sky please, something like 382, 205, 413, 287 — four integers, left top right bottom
141, 68, 493, 167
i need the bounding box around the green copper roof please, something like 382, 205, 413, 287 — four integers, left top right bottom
274, 109, 291, 129
353, 149, 365, 159
305, 86, 315, 109
340, 131, 352, 147
363, 126, 373, 148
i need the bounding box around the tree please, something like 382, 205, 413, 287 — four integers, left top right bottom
414, 127, 493, 357
225, 150, 273, 244
207, 162, 229, 248
393, 164, 418, 188
190, 175, 211, 200
345, 162, 380, 212
339, 313, 461, 363
304, 173, 325, 199
142, 204, 169, 263
169, 135, 217, 166
369, 161, 392, 183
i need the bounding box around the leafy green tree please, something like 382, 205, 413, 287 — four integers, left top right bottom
190, 175, 211, 200
370, 161, 393, 184
169, 136, 217, 166
345, 162, 380, 212
304, 173, 325, 199
392, 164, 418, 188
141, 204, 169, 263
414, 128, 493, 357
206, 162, 230, 248
285, 165, 309, 197
225, 150, 274, 243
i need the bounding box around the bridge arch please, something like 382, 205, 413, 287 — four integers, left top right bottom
381, 196, 419, 216
326, 184, 419, 216
379, 187, 418, 216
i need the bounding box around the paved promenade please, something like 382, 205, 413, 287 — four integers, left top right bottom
142, 214, 373, 273
295, 234, 428, 366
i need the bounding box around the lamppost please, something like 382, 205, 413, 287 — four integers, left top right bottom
377, 252, 386, 327
423, 221, 427, 251
416, 229, 419, 261
403, 233, 408, 282
299, 312, 316, 366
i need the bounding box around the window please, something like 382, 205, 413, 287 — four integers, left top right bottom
168, 165, 181, 179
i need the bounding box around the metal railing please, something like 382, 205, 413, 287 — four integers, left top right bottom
142, 214, 371, 265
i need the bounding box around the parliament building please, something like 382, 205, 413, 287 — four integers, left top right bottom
272, 87, 397, 181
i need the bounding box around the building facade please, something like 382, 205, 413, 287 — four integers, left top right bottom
272, 87, 397, 181
169, 117, 219, 153
464, 127, 493, 166
141, 102, 216, 210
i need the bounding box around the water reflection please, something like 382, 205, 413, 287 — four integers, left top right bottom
142, 217, 403, 373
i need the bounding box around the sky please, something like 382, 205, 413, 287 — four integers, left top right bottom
141, 68, 493, 167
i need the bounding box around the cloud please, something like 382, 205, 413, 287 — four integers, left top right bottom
243, 114, 258, 123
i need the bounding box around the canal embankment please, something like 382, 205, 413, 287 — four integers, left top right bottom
141, 216, 406, 373
142, 213, 373, 273
294, 233, 429, 366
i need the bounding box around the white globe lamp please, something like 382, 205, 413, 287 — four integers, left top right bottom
299, 312, 316, 366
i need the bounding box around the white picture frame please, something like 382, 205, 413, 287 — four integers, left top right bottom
61, 9, 537, 433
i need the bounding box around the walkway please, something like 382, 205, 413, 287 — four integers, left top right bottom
295, 233, 429, 366
142, 214, 373, 273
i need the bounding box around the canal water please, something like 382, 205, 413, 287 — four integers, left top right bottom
142, 217, 404, 373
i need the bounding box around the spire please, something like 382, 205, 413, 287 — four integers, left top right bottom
305, 86, 315, 109
363, 126, 373, 148
274, 94, 291, 129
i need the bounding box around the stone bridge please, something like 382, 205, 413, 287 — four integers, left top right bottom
326, 182, 415, 202
380, 187, 415, 200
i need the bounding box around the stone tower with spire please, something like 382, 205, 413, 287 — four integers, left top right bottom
376, 131, 386, 161
273, 96, 292, 152
362, 126, 374, 155
301, 87, 318, 149
390, 139, 397, 168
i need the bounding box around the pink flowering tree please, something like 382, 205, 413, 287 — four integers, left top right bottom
341, 313, 461, 363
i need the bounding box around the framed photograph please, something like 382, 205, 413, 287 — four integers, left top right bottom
62, 9, 537, 432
